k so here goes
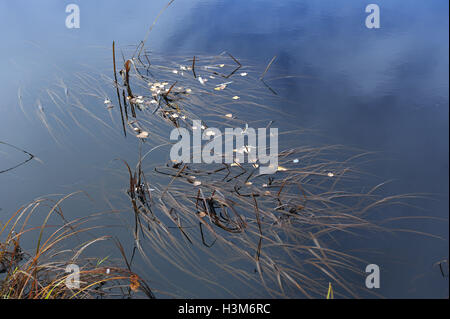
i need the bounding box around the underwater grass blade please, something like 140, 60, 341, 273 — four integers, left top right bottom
112, 41, 127, 137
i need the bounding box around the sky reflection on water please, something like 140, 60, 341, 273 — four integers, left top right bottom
0, 0, 448, 298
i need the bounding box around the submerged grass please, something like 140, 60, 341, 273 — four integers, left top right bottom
9, 42, 442, 298
10, 42, 440, 298
45, 43, 434, 298
0, 141, 35, 174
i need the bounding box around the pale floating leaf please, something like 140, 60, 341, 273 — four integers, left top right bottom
132, 97, 144, 104
137, 131, 149, 139
187, 176, 197, 183
214, 84, 227, 91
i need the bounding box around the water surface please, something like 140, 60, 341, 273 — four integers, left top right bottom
0, 0, 448, 298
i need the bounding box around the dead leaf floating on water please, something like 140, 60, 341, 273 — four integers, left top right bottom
187, 176, 199, 184
131, 96, 144, 104
129, 274, 140, 292
137, 131, 149, 139
104, 99, 113, 109
214, 84, 227, 91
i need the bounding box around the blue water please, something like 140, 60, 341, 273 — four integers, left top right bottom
0, 0, 448, 298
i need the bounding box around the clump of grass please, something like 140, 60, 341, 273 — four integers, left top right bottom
0, 193, 153, 299
94, 45, 434, 298
17, 15, 444, 297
